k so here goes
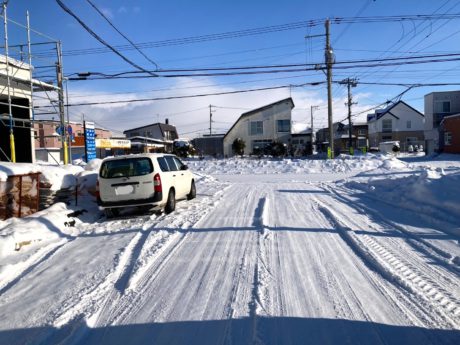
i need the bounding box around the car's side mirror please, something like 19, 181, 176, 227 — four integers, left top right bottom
180, 165, 188, 170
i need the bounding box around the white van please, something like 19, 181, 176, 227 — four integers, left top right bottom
97, 153, 195, 217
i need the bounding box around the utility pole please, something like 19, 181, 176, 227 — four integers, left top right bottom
310, 105, 319, 154
340, 78, 358, 153
56, 41, 68, 164
325, 19, 335, 159
209, 104, 215, 135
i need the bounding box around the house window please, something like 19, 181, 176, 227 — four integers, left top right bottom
252, 139, 271, 151
434, 101, 450, 113
406, 137, 418, 144
249, 121, 263, 135
406, 121, 411, 129
358, 129, 366, 135
382, 119, 392, 133
358, 138, 367, 148
277, 119, 290, 133
445, 132, 452, 145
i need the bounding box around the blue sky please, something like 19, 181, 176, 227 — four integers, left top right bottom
4, 0, 460, 136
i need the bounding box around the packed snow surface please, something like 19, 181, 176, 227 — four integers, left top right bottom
0, 154, 459, 344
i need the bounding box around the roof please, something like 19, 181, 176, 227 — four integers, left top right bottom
440, 113, 460, 123
224, 98, 295, 139
367, 100, 423, 122
123, 122, 177, 134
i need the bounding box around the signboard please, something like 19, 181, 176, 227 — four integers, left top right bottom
96, 138, 131, 149
84, 121, 96, 162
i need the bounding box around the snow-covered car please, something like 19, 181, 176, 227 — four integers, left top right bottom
97, 153, 196, 217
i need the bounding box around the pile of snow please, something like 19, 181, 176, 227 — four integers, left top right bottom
0, 203, 71, 259
0, 162, 83, 190
187, 154, 385, 175
346, 165, 460, 223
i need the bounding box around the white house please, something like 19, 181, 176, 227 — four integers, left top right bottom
424, 91, 460, 154
223, 98, 294, 157
367, 100, 424, 151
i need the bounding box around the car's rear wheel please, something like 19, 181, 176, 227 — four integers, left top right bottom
104, 208, 119, 218
187, 181, 196, 200
165, 189, 176, 214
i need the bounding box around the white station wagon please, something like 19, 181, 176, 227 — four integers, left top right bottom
97, 153, 195, 217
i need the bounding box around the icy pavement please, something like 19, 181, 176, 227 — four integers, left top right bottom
0, 155, 459, 344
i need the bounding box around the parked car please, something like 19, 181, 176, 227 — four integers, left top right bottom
97, 153, 196, 217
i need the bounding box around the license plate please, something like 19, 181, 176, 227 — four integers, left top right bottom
115, 185, 134, 195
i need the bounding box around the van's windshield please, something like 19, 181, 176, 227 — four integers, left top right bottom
100, 158, 153, 178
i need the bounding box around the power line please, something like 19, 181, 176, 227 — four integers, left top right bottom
34, 13, 460, 58
35, 81, 326, 108
85, 0, 159, 70
55, 0, 158, 77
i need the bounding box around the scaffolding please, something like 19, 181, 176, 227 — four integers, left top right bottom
0, 2, 68, 164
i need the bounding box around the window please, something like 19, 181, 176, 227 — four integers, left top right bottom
100, 158, 153, 178
445, 132, 452, 145
173, 156, 185, 170
406, 137, 418, 144
358, 138, 367, 148
252, 139, 271, 150
277, 119, 290, 133
165, 156, 178, 171
434, 101, 450, 113
358, 129, 366, 135
382, 119, 392, 133
157, 157, 170, 171
250, 121, 263, 135
406, 121, 411, 129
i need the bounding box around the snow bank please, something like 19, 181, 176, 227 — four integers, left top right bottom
0, 162, 83, 190
346, 166, 460, 221
0, 203, 71, 259
186, 154, 384, 175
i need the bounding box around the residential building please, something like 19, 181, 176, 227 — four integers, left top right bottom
440, 114, 460, 154
315, 122, 367, 155
123, 119, 179, 153
223, 98, 294, 157
34, 120, 112, 162
192, 134, 224, 157
424, 91, 460, 154
367, 100, 424, 151
290, 130, 312, 156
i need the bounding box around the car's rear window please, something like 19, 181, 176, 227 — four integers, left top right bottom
100, 158, 153, 178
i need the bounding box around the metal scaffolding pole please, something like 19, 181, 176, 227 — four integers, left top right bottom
2, 2, 15, 162
26, 10, 35, 162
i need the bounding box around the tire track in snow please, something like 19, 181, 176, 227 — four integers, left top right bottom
315, 198, 459, 329
319, 186, 460, 323
0, 239, 68, 295
328, 183, 459, 272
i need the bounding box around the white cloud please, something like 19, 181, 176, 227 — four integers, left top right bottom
100, 7, 114, 20
64, 78, 378, 139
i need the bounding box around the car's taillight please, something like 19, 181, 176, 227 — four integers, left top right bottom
96, 180, 100, 198
154, 173, 162, 193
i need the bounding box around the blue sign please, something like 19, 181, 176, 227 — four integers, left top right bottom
84, 121, 97, 162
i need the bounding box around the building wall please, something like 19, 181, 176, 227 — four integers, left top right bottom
369, 130, 424, 151
33, 121, 111, 162
193, 136, 224, 156
223, 101, 292, 156
443, 116, 460, 153
424, 91, 460, 153
368, 103, 424, 148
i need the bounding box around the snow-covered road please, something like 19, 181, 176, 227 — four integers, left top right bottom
0, 158, 459, 344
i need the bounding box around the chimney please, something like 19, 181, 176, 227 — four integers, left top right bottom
165, 118, 169, 125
